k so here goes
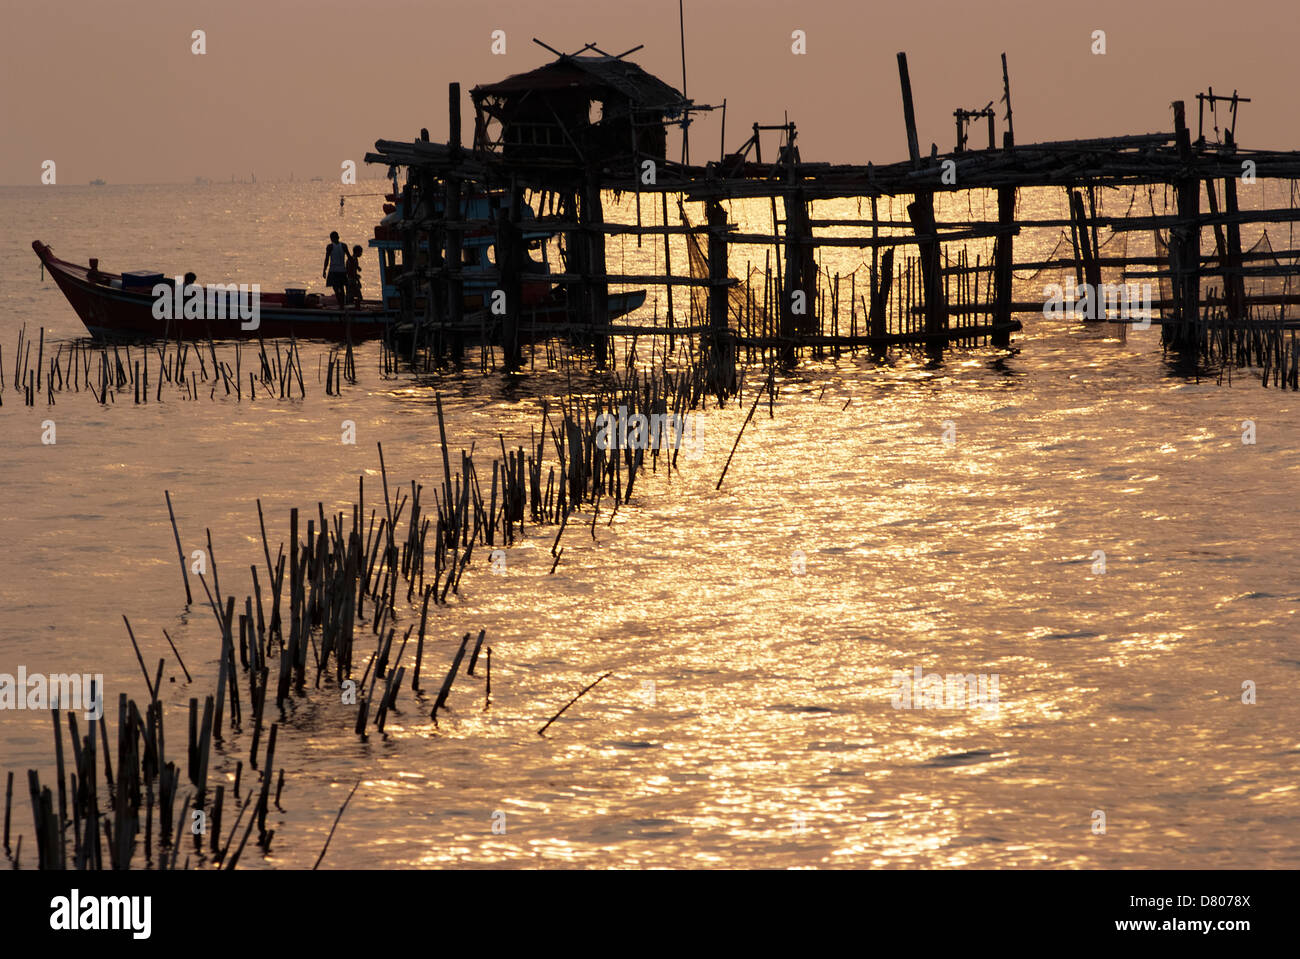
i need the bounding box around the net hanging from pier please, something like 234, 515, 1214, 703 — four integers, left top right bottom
678, 202, 771, 332
1013, 231, 1067, 282
1243, 231, 1296, 301
1152, 229, 1173, 316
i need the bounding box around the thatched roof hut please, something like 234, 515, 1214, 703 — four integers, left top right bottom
471, 52, 688, 168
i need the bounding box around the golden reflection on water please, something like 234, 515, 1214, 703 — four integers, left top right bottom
2, 185, 1299, 868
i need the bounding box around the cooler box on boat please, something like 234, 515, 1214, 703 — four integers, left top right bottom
284, 288, 307, 307
121, 271, 164, 289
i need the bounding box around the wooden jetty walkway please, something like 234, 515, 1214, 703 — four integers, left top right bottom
364, 44, 1300, 386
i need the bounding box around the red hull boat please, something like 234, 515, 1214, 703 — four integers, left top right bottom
32, 241, 394, 341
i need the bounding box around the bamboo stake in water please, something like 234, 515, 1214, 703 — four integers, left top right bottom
412, 586, 431, 693
715, 375, 770, 491
467, 629, 487, 676
162, 629, 192, 683
164, 490, 193, 605
122, 616, 158, 702
51, 707, 67, 829
313, 778, 362, 870
431, 632, 471, 725
2, 770, 11, 853
537, 672, 612, 736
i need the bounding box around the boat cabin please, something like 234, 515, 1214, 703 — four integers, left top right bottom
369, 188, 554, 313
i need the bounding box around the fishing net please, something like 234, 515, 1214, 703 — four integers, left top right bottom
1152, 229, 1172, 316
1151, 227, 1297, 319
679, 201, 771, 331
1243, 230, 1296, 301
1013, 231, 1066, 282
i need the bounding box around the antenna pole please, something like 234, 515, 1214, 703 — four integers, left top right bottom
679, 0, 690, 164
1000, 52, 1015, 146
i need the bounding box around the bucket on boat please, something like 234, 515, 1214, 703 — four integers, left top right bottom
122, 270, 164, 289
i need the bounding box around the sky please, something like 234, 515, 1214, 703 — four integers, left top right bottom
1, 0, 1297, 185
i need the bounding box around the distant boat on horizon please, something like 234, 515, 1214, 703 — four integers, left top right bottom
89, 178, 106, 186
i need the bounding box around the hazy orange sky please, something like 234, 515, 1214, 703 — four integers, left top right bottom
2, 0, 1297, 185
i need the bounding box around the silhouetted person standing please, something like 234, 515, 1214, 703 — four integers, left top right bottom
323, 231, 348, 308
346, 245, 363, 307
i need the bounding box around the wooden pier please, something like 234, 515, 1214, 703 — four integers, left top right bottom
364, 44, 1300, 387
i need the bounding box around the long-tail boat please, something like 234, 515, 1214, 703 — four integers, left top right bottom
31, 239, 395, 341
33, 191, 644, 342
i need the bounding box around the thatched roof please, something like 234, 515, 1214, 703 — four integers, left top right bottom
472, 54, 687, 116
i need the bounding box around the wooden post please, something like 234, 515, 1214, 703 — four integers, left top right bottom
662, 192, 675, 343
781, 187, 814, 366
424, 169, 447, 361
1205, 177, 1229, 274
870, 247, 895, 360
1067, 192, 1084, 289
706, 198, 736, 392
444, 83, 465, 361
581, 171, 608, 367
399, 183, 416, 331
1086, 185, 1105, 325
898, 53, 948, 361
993, 129, 1016, 346
561, 189, 586, 351
908, 204, 948, 362
1087, 186, 1103, 280
754, 124, 785, 333
1169, 101, 1201, 355
1222, 130, 1246, 322
897, 53, 922, 167
495, 187, 523, 371
1071, 190, 1103, 320
778, 122, 810, 367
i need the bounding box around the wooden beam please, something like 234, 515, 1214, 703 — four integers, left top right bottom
993, 133, 1016, 346
897, 53, 922, 168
